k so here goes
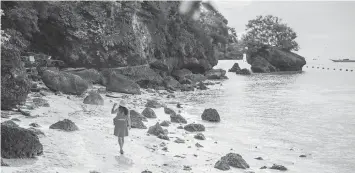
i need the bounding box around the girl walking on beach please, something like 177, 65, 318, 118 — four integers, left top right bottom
112, 100, 131, 154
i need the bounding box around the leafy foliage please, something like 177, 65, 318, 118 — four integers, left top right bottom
243, 15, 299, 55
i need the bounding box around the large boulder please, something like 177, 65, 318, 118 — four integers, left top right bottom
41, 70, 89, 95
247, 47, 306, 73
1, 123, 43, 158
228, 63, 241, 72
147, 122, 166, 136
201, 108, 220, 122
164, 107, 176, 115
163, 76, 181, 91
170, 114, 187, 124
205, 69, 227, 79
129, 110, 147, 129
184, 123, 205, 132
214, 159, 230, 171
145, 99, 163, 108
101, 70, 141, 94
1, 43, 31, 110
49, 119, 79, 131
104, 65, 163, 89
216, 153, 250, 169
83, 91, 104, 105
142, 107, 156, 118
66, 69, 102, 84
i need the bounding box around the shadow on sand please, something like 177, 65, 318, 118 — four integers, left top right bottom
114, 155, 134, 168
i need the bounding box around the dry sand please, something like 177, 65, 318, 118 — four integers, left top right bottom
1, 83, 265, 173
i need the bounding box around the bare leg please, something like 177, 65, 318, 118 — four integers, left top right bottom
118, 137, 123, 154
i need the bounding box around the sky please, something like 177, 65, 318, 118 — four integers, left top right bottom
214, 1, 355, 60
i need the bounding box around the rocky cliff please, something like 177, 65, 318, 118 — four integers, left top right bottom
1, 1, 228, 72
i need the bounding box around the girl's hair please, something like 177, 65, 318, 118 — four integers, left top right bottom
119, 106, 128, 116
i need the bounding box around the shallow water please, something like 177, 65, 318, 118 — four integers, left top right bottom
180, 60, 355, 173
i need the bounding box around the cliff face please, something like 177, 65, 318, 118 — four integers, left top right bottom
1, 1, 226, 73
246, 47, 306, 73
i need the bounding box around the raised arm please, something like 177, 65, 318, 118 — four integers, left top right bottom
111, 103, 118, 114
127, 111, 131, 129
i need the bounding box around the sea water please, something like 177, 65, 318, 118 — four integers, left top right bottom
179, 60, 355, 173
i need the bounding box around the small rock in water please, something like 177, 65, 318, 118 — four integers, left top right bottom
163, 163, 168, 166
18, 109, 31, 117
164, 107, 176, 115
255, 157, 263, 160
299, 154, 307, 158
260, 166, 267, 169
11, 118, 20, 122
270, 164, 287, 171
174, 137, 185, 143
145, 99, 163, 108
29, 123, 40, 127
177, 103, 182, 108
195, 143, 203, 148
177, 125, 184, 129
216, 153, 250, 169
183, 165, 192, 171
194, 133, 206, 140
159, 142, 166, 147
171, 114, 187, 124
162, 147, 168, 151
193, 154, 198, 157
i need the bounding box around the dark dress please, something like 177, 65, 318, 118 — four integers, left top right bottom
113, 112, 129, 137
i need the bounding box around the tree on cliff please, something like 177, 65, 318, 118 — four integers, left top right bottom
242, 15, 299, 54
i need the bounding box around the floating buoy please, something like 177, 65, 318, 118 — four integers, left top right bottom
312, 66, 314, 68
346, 69, 348, 71
334, 68, 336, 70
340, 69, 342, 71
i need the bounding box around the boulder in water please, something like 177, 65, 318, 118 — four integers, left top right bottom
41, 70, 89, 95
201, 108, 220, 122
1, 123, 43, 158
1, 120, 19, 127
205, 69, 227, 79
221, 153, 250, 169
174, 137, 185, 143
142, 107, 156, 118
49, 119, 79, 131
83, 91, 104, 105
184, 123, 205, 132
270, 164, 287, 171
228, 63, 241, 72
29, 123, 40, 128
27, 127, 45, 136
247, 47, 306, 73
170, 114, 187, 124
158, 133, 170, 141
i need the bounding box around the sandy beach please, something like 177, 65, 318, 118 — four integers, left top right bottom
2, 81, 263, 173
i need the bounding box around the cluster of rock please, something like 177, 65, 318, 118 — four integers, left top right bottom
228, 63, 251, 75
